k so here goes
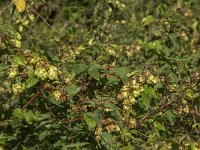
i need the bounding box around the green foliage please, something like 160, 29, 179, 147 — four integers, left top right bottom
0, 0, 200, 149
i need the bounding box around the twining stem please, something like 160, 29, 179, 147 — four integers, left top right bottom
30, 8, 61, 35
1, 6, 16, 39
22, 90, 40, 110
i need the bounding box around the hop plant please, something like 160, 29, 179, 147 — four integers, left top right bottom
10, 31, 22, 48
128, 118, 137, 128
12, 0, 26, 12
0, 146, 4, 150
106, 123, 120, 133
147, 74, 159, 84
35, 67, 48, 80
52, 90, 62, 101
8, 65, 18, 79
12, 82, 25, 95
123, 98, 136, 110
94, 127, 102, 141
48, 65, 59, 80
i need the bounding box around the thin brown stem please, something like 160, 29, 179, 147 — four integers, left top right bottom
1, 6, 15, 39
44, 102, 56, 118
62, 116, 84, 123
22, 90, 40, 110
30, 8, 61, 35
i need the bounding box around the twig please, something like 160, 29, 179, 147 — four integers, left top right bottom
1, 6, 16, 39
62, 116, 84, 123
137, 92, 185, 128
22, 90, 40, 110
0, 2, 12, 16
137, 101, 174, 128
0, 93, 11, 107
0, 93, 11, 102
30, 8, 62, 35
190, 109, 200, 117
44, 102, 56, 118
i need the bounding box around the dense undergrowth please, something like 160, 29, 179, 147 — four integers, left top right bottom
0, 0, 200, 149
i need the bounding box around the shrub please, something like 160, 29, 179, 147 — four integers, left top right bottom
0, 0, 200, 149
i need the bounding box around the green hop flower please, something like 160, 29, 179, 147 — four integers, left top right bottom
12, 83, 25, 95
35, 67, 48, 80
48, 65, 59, 80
